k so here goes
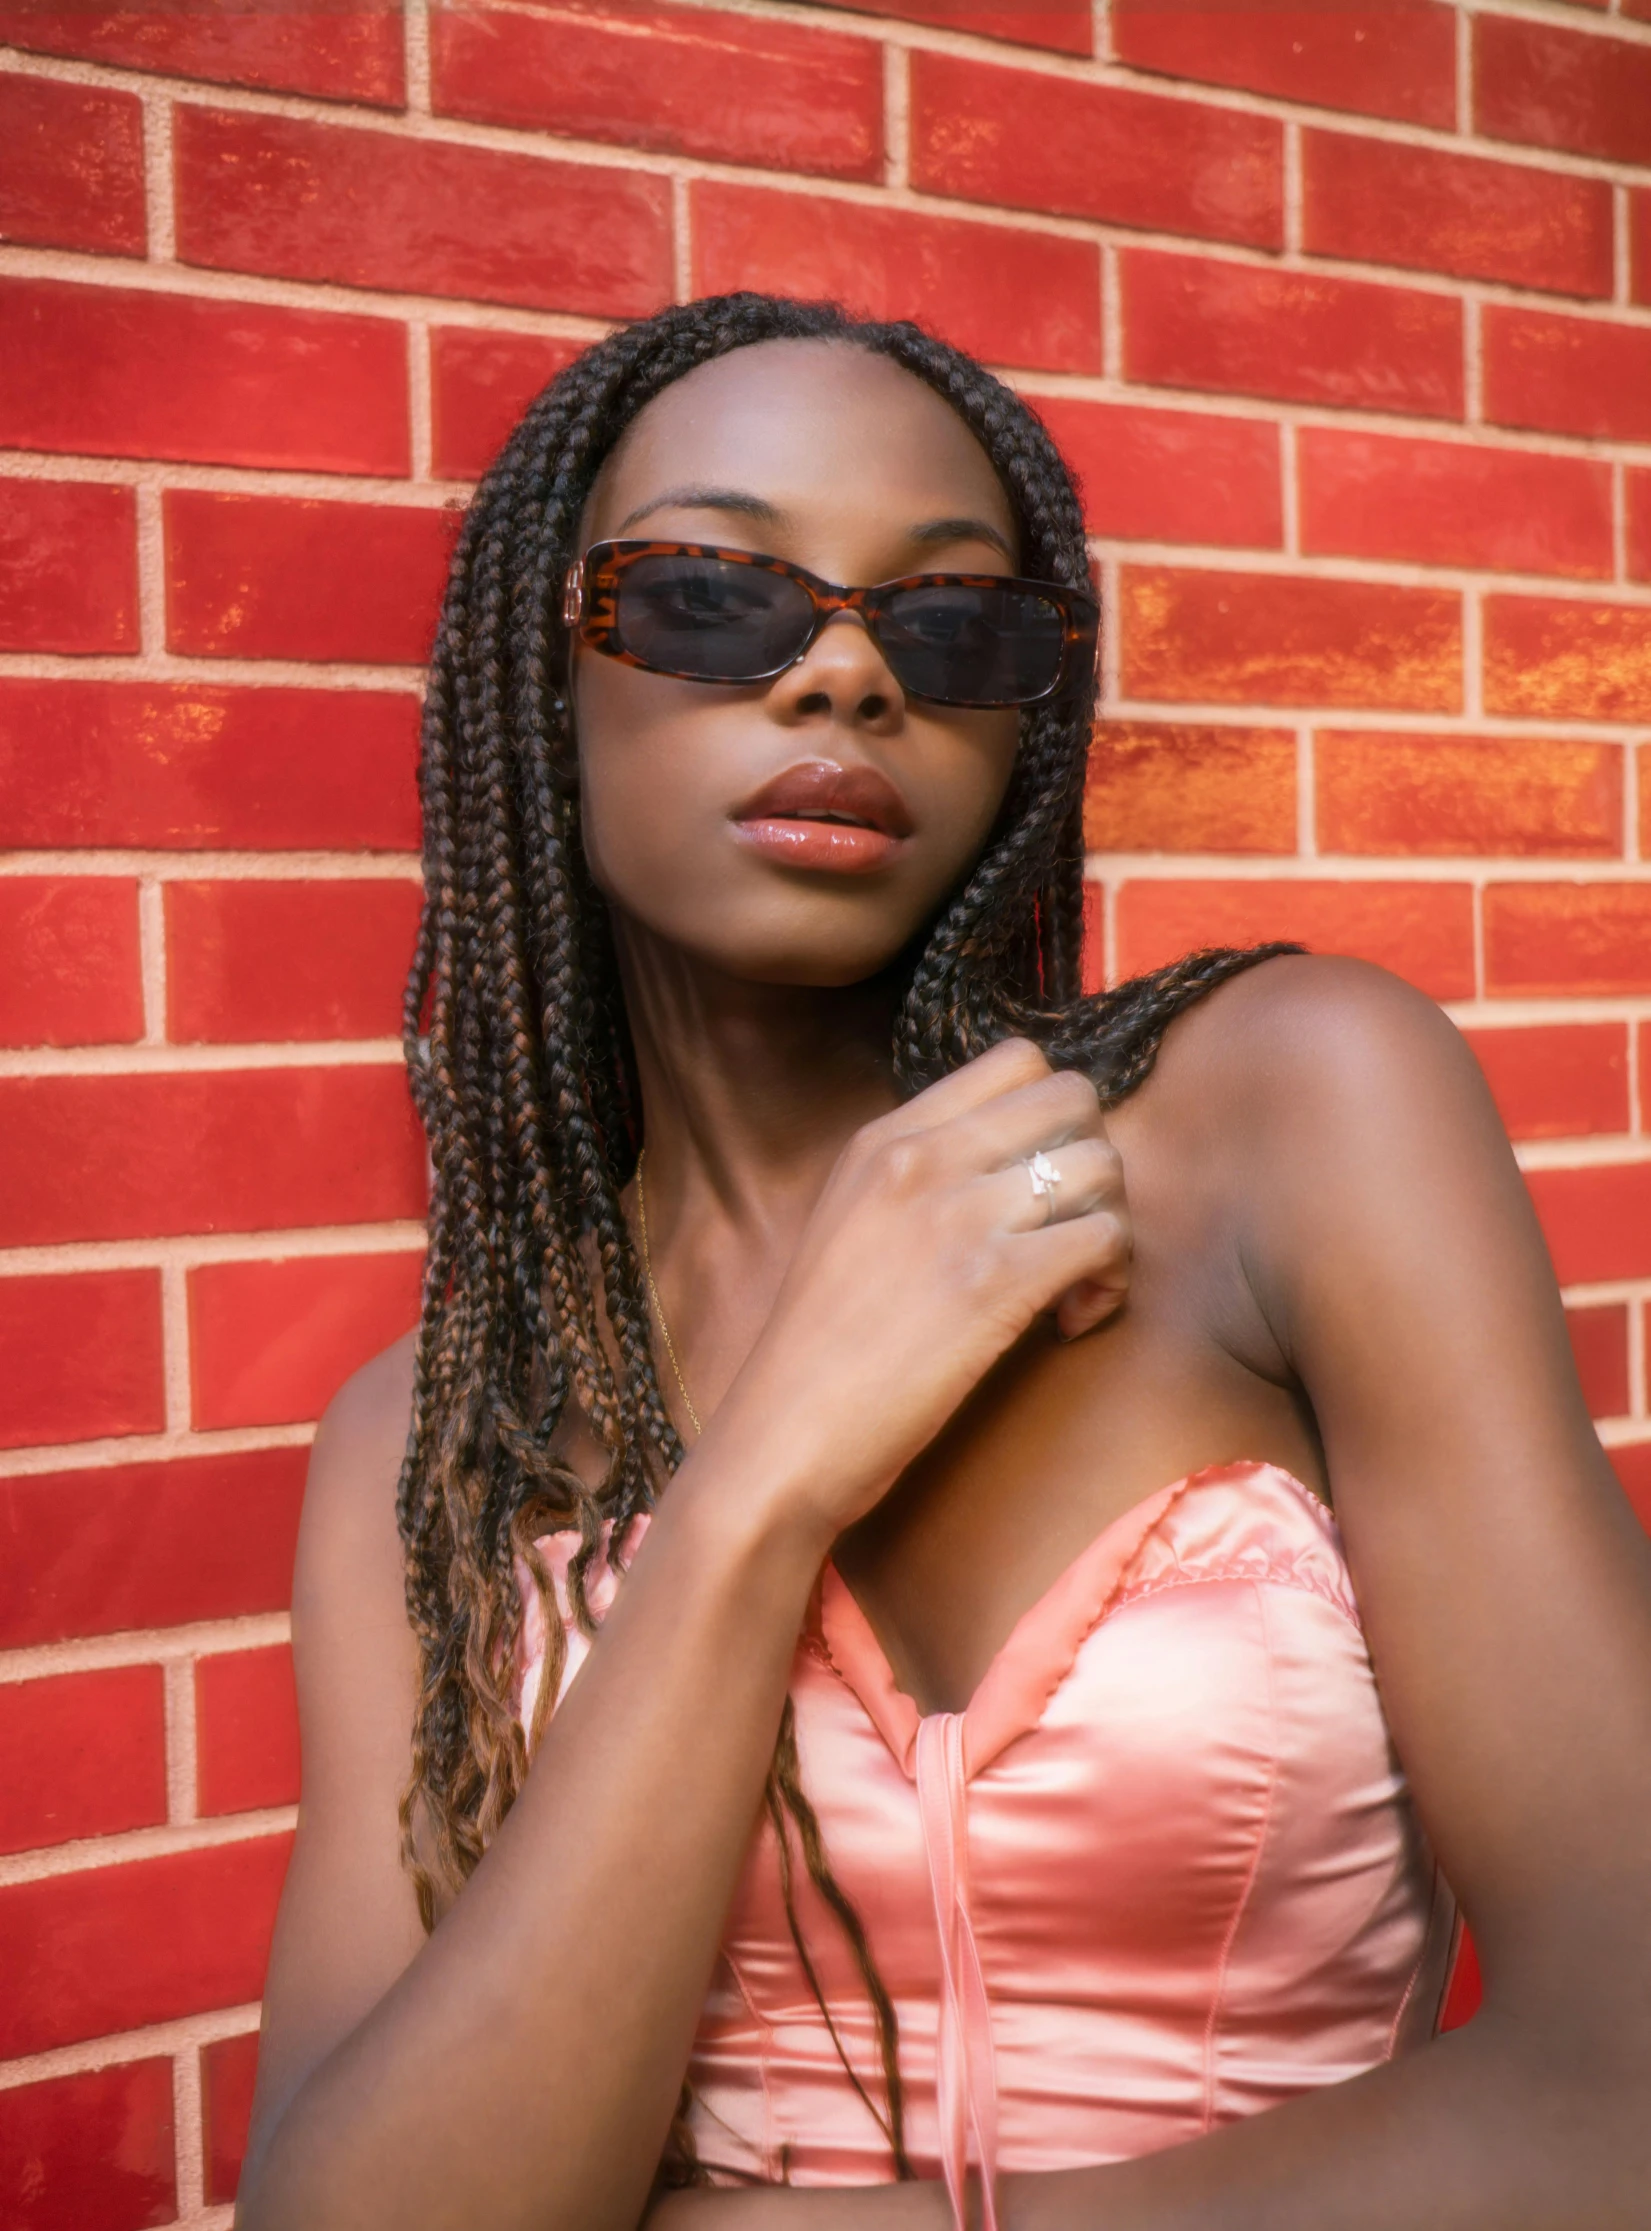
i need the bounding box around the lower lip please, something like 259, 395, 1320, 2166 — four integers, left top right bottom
732, 817, 903, 873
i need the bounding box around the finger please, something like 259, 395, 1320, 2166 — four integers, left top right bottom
1004, 1202, 1133, 1313
1055, 1276, 1129, 1342
884, 1036, 1053, 1135
938, 1064, 1106, 1176
983, 1135, 1123, 1235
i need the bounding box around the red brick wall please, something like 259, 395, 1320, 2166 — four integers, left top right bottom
2, 1, 1649, 2220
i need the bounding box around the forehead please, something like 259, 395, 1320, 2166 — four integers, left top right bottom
588, 338, 1016, 541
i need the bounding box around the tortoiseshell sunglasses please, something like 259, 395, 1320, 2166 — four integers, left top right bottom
561, 540, 1098, 710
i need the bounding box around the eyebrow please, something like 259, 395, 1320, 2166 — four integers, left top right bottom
615, 485, 786, 533
614, 487, 1015, 563
908, 514, 1014, 561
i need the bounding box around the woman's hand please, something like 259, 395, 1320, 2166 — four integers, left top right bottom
695, 1036, 1130, 1546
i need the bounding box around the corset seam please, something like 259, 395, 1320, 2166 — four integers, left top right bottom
1201, 1579, 1280, 2133
1113, 1565, 1363, 1641
721, 1941, 785, 2180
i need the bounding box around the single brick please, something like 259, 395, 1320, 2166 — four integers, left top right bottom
1611, 1443, 1651, 1536
1111, 0, 1456, 128
0, 1267, 164, 1451
0, 876, 143, 1048
203, 2032, 260, 2208
1315, 731, 1621, 858
1484, 598, 1651, 724
1297, 429, 1612, 580
175, 106, 672, 320
1115, 878, 1475, 1001
431, 327, 584, 482
1628, 470, 1651, 584
0, 1665, 167, 1856
0, 2059, 175, 2231
0, 276, 408, 473
1485, 883, 1651, 997
1030, 396, 1281, 549
189, 1251, 424, 1431
803, 0, 1090, 52
0, 478, 139, 653
1083, 721, 1297, 853
0, 71, 144, 257
196, 1646, 300, 1817
910, 50, 1282, 249
0, 1067, 426, 1246
1120, 567, 1461, 713
692, 182, 1101, 375
1463, 1022, 1629, 1142
1634, 191, 1650, 308
1525, 1162, 1651, 1286
165, 491, 460, 666
1565, 1302, 1632, 1418
0, 1, 401, 104
432, 0, 882, 180
1475, 13, 1651, 166
1483, 306, 1651, 446
166, 879, 423, 1045
0, 1832, 292, 2058
0, 1448, 307, 1650
1302, 129, 1613, 300
1121, 251, 1463, 419
0, 679, 421, 851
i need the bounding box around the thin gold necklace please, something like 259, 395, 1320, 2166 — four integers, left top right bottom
634, 1147, 703, 1438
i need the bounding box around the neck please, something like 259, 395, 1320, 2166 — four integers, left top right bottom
615, 916, 904, 1243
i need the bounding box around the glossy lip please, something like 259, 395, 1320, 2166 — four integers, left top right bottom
730, 759, 914, 875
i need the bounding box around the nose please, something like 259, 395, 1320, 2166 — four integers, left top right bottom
767, 612, 904, 734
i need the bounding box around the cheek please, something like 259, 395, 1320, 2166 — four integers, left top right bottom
940, 709, 1020, 844
896, 706, 1022, 899
572, 658, 733, 902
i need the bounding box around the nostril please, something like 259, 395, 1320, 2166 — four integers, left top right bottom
797, 689, 831, 715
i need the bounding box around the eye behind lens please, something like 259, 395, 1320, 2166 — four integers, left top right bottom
876, 583, 1067, 705
613, 553, 814, 682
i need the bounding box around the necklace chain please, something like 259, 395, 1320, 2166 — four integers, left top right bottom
635, 1148, 703, 1439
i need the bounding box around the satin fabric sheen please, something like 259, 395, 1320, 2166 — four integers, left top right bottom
516, 1461, 1457, 2226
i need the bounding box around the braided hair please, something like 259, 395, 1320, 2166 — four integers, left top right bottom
398, 291, 1295, 2181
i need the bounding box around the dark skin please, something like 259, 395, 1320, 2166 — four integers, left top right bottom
237, 341, 1651, 2231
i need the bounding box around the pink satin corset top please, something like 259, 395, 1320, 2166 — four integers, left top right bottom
516, 1462, 1456, 2229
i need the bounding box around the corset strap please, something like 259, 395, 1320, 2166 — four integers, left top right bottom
915, 1712, 998, 2231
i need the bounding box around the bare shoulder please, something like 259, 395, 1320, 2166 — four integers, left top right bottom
1141, 950, 1496, 1162
309, 1327, 418, 1496
292, 1338, 419, 1722
296, 1331, 417, 1594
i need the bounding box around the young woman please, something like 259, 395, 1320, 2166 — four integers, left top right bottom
237, 294, 1651, 2231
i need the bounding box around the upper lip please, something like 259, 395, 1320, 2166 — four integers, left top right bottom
733, 760, 914, 839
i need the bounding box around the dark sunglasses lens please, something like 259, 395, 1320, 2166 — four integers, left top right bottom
877, 583, 1069, 704
612, 554, 814, 681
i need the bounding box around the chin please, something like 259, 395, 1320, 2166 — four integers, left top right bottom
709, 934, 915, 990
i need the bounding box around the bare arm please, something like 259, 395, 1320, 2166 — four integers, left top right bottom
237, 1042, 1130, 2231
655, 959, 1651, 2230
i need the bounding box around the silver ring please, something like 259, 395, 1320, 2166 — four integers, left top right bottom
1024, 1149, 1062, 1224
